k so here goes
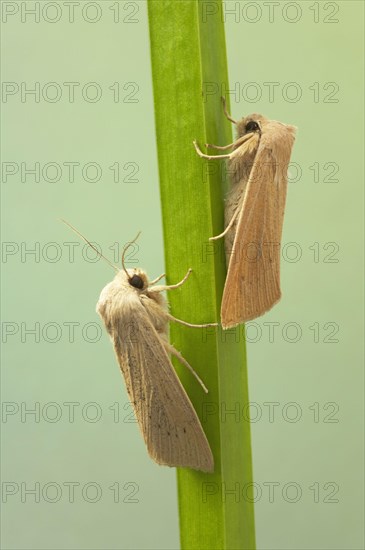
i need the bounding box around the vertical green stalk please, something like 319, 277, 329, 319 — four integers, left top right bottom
148, 1, 255, 549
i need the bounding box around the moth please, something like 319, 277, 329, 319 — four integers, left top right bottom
62, 220, 215, 473
194, 98, 296, 328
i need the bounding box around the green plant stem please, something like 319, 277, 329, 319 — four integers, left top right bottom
148, 1, 255, 548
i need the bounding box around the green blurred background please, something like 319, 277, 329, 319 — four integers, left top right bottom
1, 1, 363, 548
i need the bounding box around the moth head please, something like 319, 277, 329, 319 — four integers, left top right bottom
236, 114, 265, 138
124, 268, 149, 291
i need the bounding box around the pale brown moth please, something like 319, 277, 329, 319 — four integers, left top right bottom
194, 98, 296, 328
62, 220, 215, 473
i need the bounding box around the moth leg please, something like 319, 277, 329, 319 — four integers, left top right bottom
150, 268, 192, 293
210, 207, 240, 241
205, 134, 252, 151
149, 273, 165, 285
221, 96, 238, 124
166, 312, 218, 329
205, 142, 235, 151
193, 140, 231, 161
164, 341, 208, 394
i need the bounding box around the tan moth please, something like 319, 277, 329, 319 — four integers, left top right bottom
194, 98, 296, 328
62, 220, 215, 473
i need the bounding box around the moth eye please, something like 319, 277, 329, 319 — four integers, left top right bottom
245, 120, 260, 133
129, 275, 144, 289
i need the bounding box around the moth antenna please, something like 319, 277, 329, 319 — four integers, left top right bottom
121, 231, 141, 279
61, 219, 119, 272
221, 96, 238, 125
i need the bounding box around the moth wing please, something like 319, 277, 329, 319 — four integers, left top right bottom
112, 296, 214, 472
222, 142, 289, 327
